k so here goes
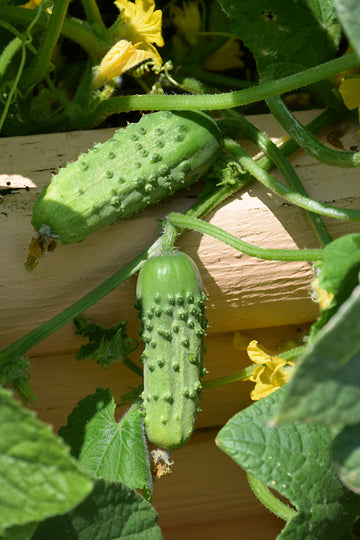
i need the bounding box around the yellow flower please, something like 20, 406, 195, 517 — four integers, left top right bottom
94, 0, 164, 86
21, 0, 42, 7
245, 340, 295, 401
169, 1, 202, 37
339, 78, 360, 110
93, 40, 152, 87
339, 78, 360, 134
202, 38, 244, 72
311, 277, 334, 310
114, 0, 164, 65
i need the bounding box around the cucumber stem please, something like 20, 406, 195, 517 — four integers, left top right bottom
224, 138, 360, 222
219, 113, 333, 246
267, 95, 360, 168
167, 213, 324, 262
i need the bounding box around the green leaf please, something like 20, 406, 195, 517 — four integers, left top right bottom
333, 423, 360, 495
0, 388, 93, 535
0, 522, 37, 540
58, 388, 152, 500
218, 0, 340, 75
310, 233, 360, 339
275, 281, 360, 425
216, 389, 358, 539
333, 0, 360, 60
32, 478, 163, 540
73, 316, 138, 368
0, 355, 35, 402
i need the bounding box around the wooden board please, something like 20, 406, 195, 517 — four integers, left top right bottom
2, 110, 360, 538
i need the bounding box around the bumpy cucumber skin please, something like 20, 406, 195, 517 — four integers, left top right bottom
32, 111, 223, 244
136, 252, 207, 450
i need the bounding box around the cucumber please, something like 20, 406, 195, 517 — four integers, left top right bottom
135, 252, 207, 450
31, 111, 223, 245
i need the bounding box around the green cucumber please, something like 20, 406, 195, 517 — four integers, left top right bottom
31, 111, 223, 245
136, 252, 207, 450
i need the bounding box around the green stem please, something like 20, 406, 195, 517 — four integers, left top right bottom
160, 221, 179, 254
224, 138, 360, 222
81, 0, 106, 33
0, 38, 27, 132
247, 472, 297, 521
186, 109, 345, 221
267, 95, 360, 168
0, 36, 22, 84
73, 53, 360, 127
203, 366, 254, 390
167, 213, 324, 261
122, 357, 142, 378
278, 345, 307, 361
2, 6, 107, 60
22, 0, 71, 91
219, 113, 332, 246
181, 64, 253, 89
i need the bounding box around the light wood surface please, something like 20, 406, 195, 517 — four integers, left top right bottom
2, 110, 360, 539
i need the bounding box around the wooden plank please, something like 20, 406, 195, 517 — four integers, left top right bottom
27, 324, 310, 431
2, 111, 360, 357
152, 428, 285, 540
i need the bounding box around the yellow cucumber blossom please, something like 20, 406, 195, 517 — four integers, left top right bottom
21, 0, 42, 7
169, 1, 202, 40
245, 340, 295, 401
202, 38, 244, 72
339, 78, 360, 132
94, 0, 164, 86
93, 40, 152, 87
311, 277, 334, 310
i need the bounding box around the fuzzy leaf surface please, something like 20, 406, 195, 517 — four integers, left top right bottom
310, 233, 360, 338
32, 479, 163, 540
58, 388, 152, 500
0, 388, 93, 535
276, 282, 360, 425
219, 0, 340, 75
216, 389, 358, 539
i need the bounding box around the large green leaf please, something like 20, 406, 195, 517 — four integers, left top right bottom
58, 388, 152, 500
333, 0, 360, 60
0, 388, 93, 535
218, 0, 340, 75
275, 281, 360, 425
32, 478, 163, 540
216, 389, 358, 539
310, 233, 360, 339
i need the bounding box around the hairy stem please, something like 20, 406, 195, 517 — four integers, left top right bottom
22, 0, 71, 90
267, 95, 360, 167
224, 138, 360, 222
220, 113, 332, 246
76, 53, 360, 127
167, 213, 324, 261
